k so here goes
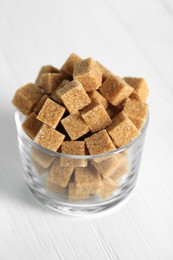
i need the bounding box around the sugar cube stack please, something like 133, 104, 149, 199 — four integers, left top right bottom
12, 53, 149, 200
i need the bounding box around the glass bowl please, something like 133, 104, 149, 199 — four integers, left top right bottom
15, 110, 149, 215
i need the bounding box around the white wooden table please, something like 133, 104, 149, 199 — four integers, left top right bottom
0, 0, 173, 259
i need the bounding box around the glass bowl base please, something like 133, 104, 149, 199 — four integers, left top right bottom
26, 179, 136, 216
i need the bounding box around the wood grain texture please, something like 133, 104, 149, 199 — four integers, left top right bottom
0, 0, 173, 259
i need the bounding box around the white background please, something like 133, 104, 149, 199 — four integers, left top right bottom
0, 0, 173, 259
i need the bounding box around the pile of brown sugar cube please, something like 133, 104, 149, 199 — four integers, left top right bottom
12, 53, 149, 200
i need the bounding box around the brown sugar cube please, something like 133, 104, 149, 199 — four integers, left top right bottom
56, 80, 91, 113
34, 124, 65, 151
22, 112, 42, 139
91, 153, 127, 178
34, 94, 49, 114
111, 160, 129, 181
69, 183, 90, 196
96, 61, 112, 81
124, 77, 149, 102
80, 102, 112, 133
88, 90, 108, 109
61, 53, 82, 76
60, 141, 87, 167
32, 147, 54, 175
129, 117, 145, 130
75, 167, 102, 194
123, 98, 148, 130
39, 72, 70, 94
73, 58, 102, 92
107, 111, 139, 148
99, 178, 120, 199
68, 183, 90, 200
31, 147, 55, 169
85, 130, 116, 162
12, 83, 44, 115
99, 75, 133, 106
37, 98, 65, 128
129, 91, 142, 102
51, 80, 70, 104
48, 159, 74, 187
35, 65, 59, 85
61, 112, 89, 140
46, 181, 66, 193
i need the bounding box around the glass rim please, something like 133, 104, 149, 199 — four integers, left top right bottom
15, 110, 149, 160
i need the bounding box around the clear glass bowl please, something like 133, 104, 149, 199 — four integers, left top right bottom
15, 110, 149, 215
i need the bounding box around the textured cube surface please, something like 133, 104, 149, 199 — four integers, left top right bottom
99, 178, 120, 198
111, 160, 129, 180
123, 98, 148, 130
130, 90, 143, 101
61, 112, 89, 140
88, 90, 108, 109
69, 182, 90, 195
31, 147, 55, 169
81, 102, 112, 133
56, 80, 91, 113
46, 181, 66, 193
75, 166, 102, 194
34, 94, 49, 114
51, 79, 70, 104
85, 130, 116, 160
34, 124, 65, 151
35, 65, 59, 85
73, 58, 102, 92
37, 98, 65, 128
48, 159, 74, 187
96, 61, 112, 81
91, 153, 127, 178
22, 112, 42, 139
12, 83, 44, 115
39, 72, 70, 94
124, 77, 149, 102
107, 111, 139, 147
68, 183, 90, 200
61, 53, 82, 76
99, 75, 133, 106
60, 141, 87, 167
